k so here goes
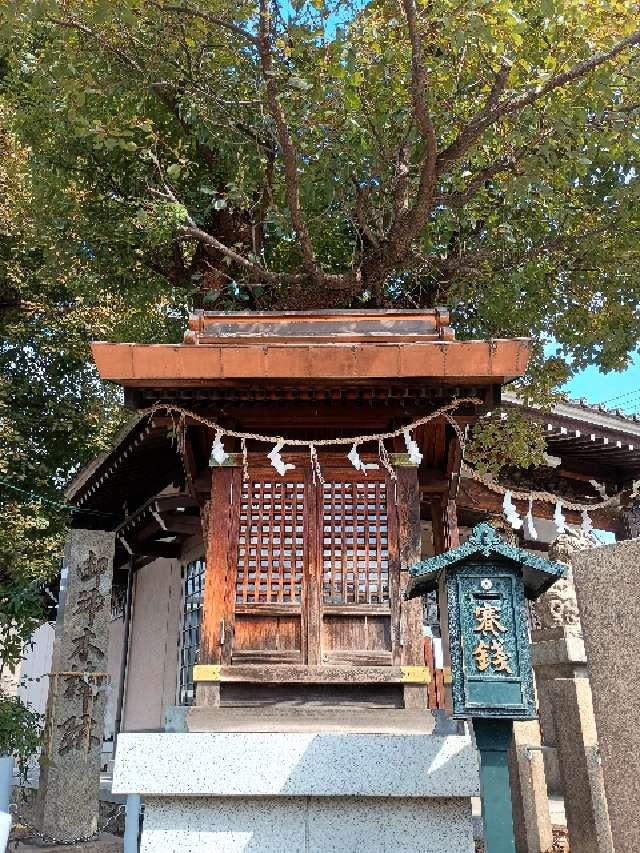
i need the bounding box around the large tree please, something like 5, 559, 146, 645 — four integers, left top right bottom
0, 0, 639, 578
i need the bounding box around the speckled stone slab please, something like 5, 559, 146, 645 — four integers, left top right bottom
139, 796, 475, 853
112, 732, 479, 798
572, 541, 640, 853
35, 529, 116, 842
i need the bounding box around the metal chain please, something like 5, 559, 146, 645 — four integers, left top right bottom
11, 803, 125, 847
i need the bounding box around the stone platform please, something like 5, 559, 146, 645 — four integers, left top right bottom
113, 731, 479, 853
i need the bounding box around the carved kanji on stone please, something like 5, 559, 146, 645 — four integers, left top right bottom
57, 714, 100, 756
77, 550, 109, 583
37, 529, 116, 841
70, 628, 104, 666
63, 678, 93, 715
74, 588, 106, 628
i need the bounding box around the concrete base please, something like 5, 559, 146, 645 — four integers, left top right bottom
113, 731, 479, 853
141, 796, 473, 853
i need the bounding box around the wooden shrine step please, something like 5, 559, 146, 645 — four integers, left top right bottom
184, 707, 437, 735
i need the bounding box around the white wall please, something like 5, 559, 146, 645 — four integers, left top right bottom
14, 622, 55, 716
104, 613, 125, 745
122, 557, 183, 732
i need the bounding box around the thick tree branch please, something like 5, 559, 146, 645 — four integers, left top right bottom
181, 220, 354, 290
390, 0, 438, 249
182, 224, 305, 284
46, 16, 144, 73
353, 183, 380, 248
392, 144, 410, 219
437, 225, 640, 280
439, 29, 640, 168
49, 15, 264, 154
257, 0, 319, 279
146, 1, 259, 45
484, 60, 511, 114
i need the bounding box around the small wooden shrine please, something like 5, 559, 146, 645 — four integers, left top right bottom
85, 309, 529, 711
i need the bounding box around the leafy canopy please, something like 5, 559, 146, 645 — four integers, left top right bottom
0, 0, 639, 581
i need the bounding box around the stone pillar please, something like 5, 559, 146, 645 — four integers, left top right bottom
551, 675, 613, 853
572, 539, 640, 853
530, 532, 613, 853
509, 721, 553, 853
36, 528, 115, 841
620, 495, 640, 540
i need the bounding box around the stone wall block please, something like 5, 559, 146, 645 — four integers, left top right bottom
509, 721, 553, 853
572, 540, 640, 853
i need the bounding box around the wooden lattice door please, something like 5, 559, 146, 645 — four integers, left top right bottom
233, 471, 308, 663
318, 471, 396, 666
203, 456, 400, 668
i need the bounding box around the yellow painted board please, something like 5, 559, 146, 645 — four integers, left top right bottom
193, 664, 222, 682
400, 666, 432, 684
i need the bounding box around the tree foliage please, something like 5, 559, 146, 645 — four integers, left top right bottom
466, 410, 548, 477
0, 0, 639, 580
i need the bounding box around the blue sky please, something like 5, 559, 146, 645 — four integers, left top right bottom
562, 353, 640, 413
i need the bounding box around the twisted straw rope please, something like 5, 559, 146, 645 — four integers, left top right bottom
144, 397, 482, 446
461, 464, 628, 511
145, 400, 633, 513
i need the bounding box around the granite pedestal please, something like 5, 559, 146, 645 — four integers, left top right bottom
573, 540, 640, 853
113, 731, 479, 852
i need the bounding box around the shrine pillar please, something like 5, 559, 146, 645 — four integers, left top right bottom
619, 495, 640, 540
394, 454, 427, 710
35, 528, 115, 842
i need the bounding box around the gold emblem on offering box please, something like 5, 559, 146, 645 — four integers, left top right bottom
472, 604, 513, 674
473, 604, 507, 636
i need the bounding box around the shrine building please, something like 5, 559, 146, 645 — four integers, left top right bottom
31, 308, 640, 850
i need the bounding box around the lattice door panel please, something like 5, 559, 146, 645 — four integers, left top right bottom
321, 480, 390, 606
236, 479, 306, 605
320, 475, 394, 665
232, 475, 306, 664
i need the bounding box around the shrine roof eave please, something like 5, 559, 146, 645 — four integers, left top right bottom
405, 523, 567, 601
91, 338, 530, 387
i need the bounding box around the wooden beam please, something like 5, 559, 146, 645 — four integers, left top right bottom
396, 464, 427, 710
192, 664, 432, 684
155, 494, 199, 511
160, 515, 202, 535
136, 541, 182, 558
200, 469, 234, 666
430, 497, 445, 554
444, 499, 460, 549
200, 466, 242, 667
